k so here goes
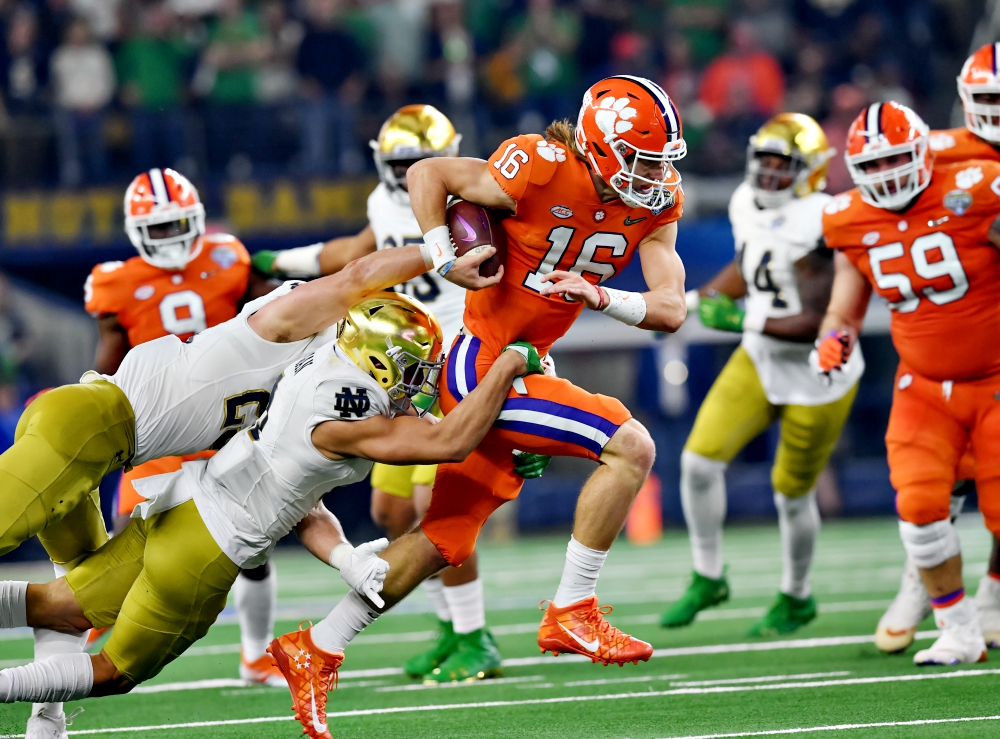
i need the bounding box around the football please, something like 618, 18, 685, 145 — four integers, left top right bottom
446, 199, 506, 278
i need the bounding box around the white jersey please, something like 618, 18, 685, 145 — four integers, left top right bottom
368, 183, 466, 349
136, 342, 390, 568
729, 183, 864, 406
105, 281, 336, 465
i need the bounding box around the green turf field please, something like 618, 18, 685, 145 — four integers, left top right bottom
2, 514, 999, 738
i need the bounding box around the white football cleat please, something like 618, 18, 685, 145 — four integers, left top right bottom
26, 705, 81, 739
875, 557, 931, 653
914, 622, 988, 666
974, 574, 1000, 649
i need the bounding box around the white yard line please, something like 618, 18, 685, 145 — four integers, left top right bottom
669, 672, 850, 687
0, 669, 996, 737
564, 673, 686, 687
658, 715, 1000, 738
375, 675, 544, 693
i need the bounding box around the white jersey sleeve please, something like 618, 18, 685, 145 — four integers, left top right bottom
192, 342, 390, 568
730, 184, 864, 405
367, 183, 466, 351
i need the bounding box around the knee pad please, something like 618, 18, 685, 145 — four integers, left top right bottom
239, 562, 271, 581
895, 483, 952, 526
681, 450, 727, 495
898, 519, 961, 570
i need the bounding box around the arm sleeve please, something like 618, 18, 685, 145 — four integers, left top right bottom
487, 134, 557, 202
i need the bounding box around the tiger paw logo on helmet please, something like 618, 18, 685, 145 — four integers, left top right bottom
536, 140, 566, 163
594, 97, 639, 137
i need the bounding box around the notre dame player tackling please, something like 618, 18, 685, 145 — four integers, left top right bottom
662, 113, 863, 636
254, 105, 548, 683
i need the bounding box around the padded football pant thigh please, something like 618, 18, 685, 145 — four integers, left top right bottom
36, 488, 109, 569
0, 381, 135, 559
773, 381, 858, 498
684, 346, 777, 463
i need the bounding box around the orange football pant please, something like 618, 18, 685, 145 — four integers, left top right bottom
422, 334, 632, 566
888, 364, 1000, 533
114, 451, 215, 518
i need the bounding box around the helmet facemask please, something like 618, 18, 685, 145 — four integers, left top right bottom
126, 203, 206, 271
959, 81, 1000, 144
846, 141, 932, 210
384, 338, 443, 417
746, 149, 804, 209
601, 137, 685, 211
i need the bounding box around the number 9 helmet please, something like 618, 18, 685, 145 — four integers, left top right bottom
124, 168, 206, 271
371, 104, 461, 206
746, 112, 835, 209
844, 102, 932, 211
337, 292, 444, 416
575, 75, 686, 211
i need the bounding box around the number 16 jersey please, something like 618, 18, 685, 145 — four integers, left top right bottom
823, 160, 1000, 383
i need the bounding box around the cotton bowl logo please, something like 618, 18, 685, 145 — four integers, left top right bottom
211, 246, 237, 269
943, 189, 973, 216
550, 205, 573, 219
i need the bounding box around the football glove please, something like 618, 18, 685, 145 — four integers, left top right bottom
698, 294, 744, 332
336, 538, 391, 608
503, 341, 544, 376
514, 451, 551, 479
251, 250, 281, 276
815, 330, 853, 374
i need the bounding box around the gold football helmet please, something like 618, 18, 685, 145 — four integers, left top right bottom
371, 104, 461, 204
746, 113, 835, 208
337, 292, 444, 415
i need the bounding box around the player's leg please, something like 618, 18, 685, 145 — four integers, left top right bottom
662, 346, 777, 627
235, 561, 283, 686
369, 463, 419, 539
968, 388, 1000, 649
889, 372, 984, 666
747, 382, 858, 638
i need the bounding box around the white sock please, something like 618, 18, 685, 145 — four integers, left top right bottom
311, 591, 379, 654
932, 590, 975, 630
774, 490, 820, 600
553, 536, 608, 608
444, 580, 486, 634
422, 577, 452, 622
680, 450, 727, 580
0, 581, 28, 628
0, 653, 93, 703
274, 243, 323, 277
31, 562, 87, 720
234, 566, 277, 662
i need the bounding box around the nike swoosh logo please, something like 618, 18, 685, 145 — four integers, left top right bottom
456, 214, 478, 242
434, 244, 443, 257
557, 622, 599, 652
624, 216, 646, 226
310, 683, 327, 735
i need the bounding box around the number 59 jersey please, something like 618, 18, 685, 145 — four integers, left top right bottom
730, 182, 863, 405
823, 160, 1000, 382
465, 133, 684, 356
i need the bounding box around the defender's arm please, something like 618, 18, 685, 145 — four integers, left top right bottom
312, 350, 526, 464
318, 225, 378, 275
94, 315, 130, 375
294, 501, 348, 562
699, 261, 747, 300
761, 248, 834, 343
819, 251, 871, 338
252, 226, 378, 278
406, 157, 516, 234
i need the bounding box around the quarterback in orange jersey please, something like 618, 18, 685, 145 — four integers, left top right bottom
81, 168, 285, 692
819, 101, 1000, 666
269, 76, 689, 734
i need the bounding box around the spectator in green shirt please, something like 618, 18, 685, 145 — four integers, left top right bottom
116, 2, 193, 172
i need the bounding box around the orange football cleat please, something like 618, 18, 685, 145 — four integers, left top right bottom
240, 649, 288, 688
85, 626, 109, 648
537, 596, 653, 666
268, 627, 343, 739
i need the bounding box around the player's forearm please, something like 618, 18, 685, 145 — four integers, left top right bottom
407, 159, 451, 233
637, 287, 686, 333
762, 312, 824, 343
700, 261, 747, 300
318, 227, 377, 275
294, 503, 348, 564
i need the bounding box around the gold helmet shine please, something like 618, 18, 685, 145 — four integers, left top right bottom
746, 112, 835, 208
371, 104, 461, 204
337, 292, 444, 415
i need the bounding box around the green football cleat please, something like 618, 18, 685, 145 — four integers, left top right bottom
404, 619, 459, 678
660, 570, 730, 628
747, 592, 817, 637
423, 628, 503, 683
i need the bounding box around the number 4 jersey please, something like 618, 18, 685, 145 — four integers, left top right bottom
730, 182, 863, 405
823, 160, 1000, 382
85, 233, 251, 345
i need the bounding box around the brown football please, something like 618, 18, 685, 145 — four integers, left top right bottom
446, 200, 507, 278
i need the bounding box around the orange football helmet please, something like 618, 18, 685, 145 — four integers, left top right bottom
575, 75, 686, 211
958, 43, 1000, 144
844, 102, 932, 210
124, 168, 206, 270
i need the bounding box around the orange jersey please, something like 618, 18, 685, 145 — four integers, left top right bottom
823, 160, 1000, 382
930, 127, 1000, 167
85, 234, 251, 346
463, 134, 684, 355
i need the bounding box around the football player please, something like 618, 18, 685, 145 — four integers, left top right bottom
877, 42, 1000, 653
252, 105, 546, 682
0, 294, 542, 711
660, 114, 861, 636
820, 101, 1000, 665
268, 74, 691, 737
82, 168, 286, 703
0, 237, 497, 736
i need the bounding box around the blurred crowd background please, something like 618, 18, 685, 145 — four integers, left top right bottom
0, 0, 983, 187
0, 0, 994, 556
